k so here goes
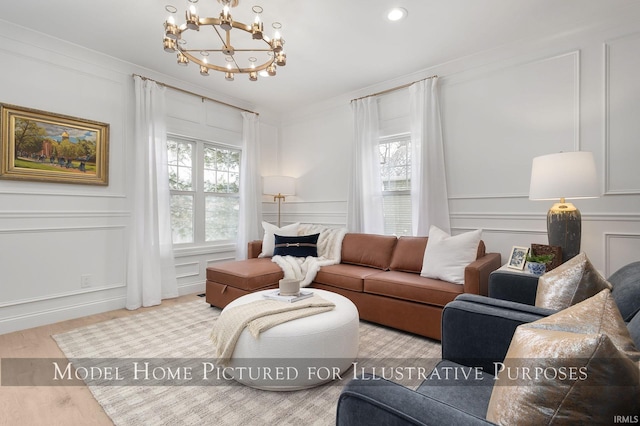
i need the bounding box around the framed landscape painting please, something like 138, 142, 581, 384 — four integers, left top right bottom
0, 103, 109, 185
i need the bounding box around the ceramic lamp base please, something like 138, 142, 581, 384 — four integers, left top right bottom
547, 203, 581, 263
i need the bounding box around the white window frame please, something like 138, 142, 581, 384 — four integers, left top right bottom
167, 135, 241, 248
379, 133, 412, 236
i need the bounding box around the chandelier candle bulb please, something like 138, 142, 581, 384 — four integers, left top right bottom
186, 5, 199, 30
164, 16, 178, 40
252, 20, 263, 39
177, 53, 189, 66
163, 38, 176, 52
200, 59, 209, 76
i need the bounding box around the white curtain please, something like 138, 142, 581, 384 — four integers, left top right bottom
126, 76, 178, 310
347, 97, 385, 234
236, 112, 262, 260
409, 77, 451, 235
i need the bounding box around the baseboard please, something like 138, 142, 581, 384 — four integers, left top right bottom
178, 281, 206, 297
0, 296, 126, 335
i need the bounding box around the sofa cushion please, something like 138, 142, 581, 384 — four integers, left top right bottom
390, 237, 487, 274
206, 258, 283, 291
364, 271, 465, 307
258, 221, 299, 258
389, 236, 428, 273
340, 233, 397, 270
416, 360, 494, 418
420, 226, 483, 285
314, 263, 381, 292
535, 252, 611, 310
487, 289, 640, 425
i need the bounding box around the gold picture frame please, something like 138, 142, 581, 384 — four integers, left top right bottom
0, 103, 109, 185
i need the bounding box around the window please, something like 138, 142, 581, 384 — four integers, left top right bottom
167, 137, 240, 245
379, 134, 412, 236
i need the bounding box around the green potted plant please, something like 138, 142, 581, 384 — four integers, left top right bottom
526, 253, 555, 276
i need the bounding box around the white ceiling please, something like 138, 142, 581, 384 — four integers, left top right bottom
1, 0, 638, 114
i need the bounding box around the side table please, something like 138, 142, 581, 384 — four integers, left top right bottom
488, 264, 540, 305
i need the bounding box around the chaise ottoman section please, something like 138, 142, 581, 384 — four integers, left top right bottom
206, 258, 283, 308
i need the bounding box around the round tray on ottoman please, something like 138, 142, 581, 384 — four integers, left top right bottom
223, 288, 359, 391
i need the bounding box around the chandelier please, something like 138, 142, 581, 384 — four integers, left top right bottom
162, 0, 286, 81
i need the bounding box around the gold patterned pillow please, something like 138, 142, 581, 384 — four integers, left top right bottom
535, 252, 611, 310
486, 289, 640, 425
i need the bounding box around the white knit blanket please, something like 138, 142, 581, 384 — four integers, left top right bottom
271, 224, 347, 287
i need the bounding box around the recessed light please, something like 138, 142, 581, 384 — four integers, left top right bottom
387, 7, 407, 21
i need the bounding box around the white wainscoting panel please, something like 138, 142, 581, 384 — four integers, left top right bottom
605, 233, 640, 277
442, 51, 580, 200
604, 33, 640, 194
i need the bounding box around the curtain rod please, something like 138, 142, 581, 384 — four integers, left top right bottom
350, 75, 438, 103
132, 74, 259, 116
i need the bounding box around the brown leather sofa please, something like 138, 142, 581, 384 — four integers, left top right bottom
206, 233, 501, 340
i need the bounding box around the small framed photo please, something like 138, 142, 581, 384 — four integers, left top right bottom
507, 246, 529, 270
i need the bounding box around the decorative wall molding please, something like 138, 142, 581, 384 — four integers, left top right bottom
174, 243, 236, 258
206, 256, 236, 265
603, 33, 640, 195
452, 226, 547, 236
175, 261, 200, 279
0, 211, 130, 219
0, 224, 125, 234
448, 193, 527, 200
443, 50, 581, 200
604, 232, 640, 277
451, 212, 640, 222
0, 190, 127, 198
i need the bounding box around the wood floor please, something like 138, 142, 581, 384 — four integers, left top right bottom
0, 293, 202, 426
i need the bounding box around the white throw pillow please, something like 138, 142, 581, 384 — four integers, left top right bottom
420, 225, 482, 285
258, 222, 300, 257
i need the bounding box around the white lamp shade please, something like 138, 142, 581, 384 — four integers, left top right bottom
529, 151, 599, 200
263, 175, 296, 196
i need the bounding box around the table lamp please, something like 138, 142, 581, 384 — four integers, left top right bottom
529, 151, 599, 262
263, 176, 295, 228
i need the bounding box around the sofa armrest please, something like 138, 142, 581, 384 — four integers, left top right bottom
248, 240, 263, 259
337, 376, 495, 426
488, 269, 539, 304
463, 253, 501, 296
441, 298, 550, 373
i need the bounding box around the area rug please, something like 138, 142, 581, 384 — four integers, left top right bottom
53, 299, 441, 426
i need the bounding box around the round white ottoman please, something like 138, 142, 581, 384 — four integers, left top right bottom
222, 288, 359, 390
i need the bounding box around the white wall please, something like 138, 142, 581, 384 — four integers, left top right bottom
0, 21, 262, 334
273, 14, 640, 277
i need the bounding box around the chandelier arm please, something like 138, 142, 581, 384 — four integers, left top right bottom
183, 48, 274, 53
211, 25, 230, 50
229, 55, 241, 72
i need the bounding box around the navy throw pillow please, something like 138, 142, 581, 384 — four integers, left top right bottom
273, 233, 320, 257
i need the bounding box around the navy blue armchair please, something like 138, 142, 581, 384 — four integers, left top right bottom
336, 261, 640, 425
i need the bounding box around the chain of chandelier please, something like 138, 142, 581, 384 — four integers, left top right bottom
163, 0, 286, 81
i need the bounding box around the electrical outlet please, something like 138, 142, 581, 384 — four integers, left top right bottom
80, 274, 92, 288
